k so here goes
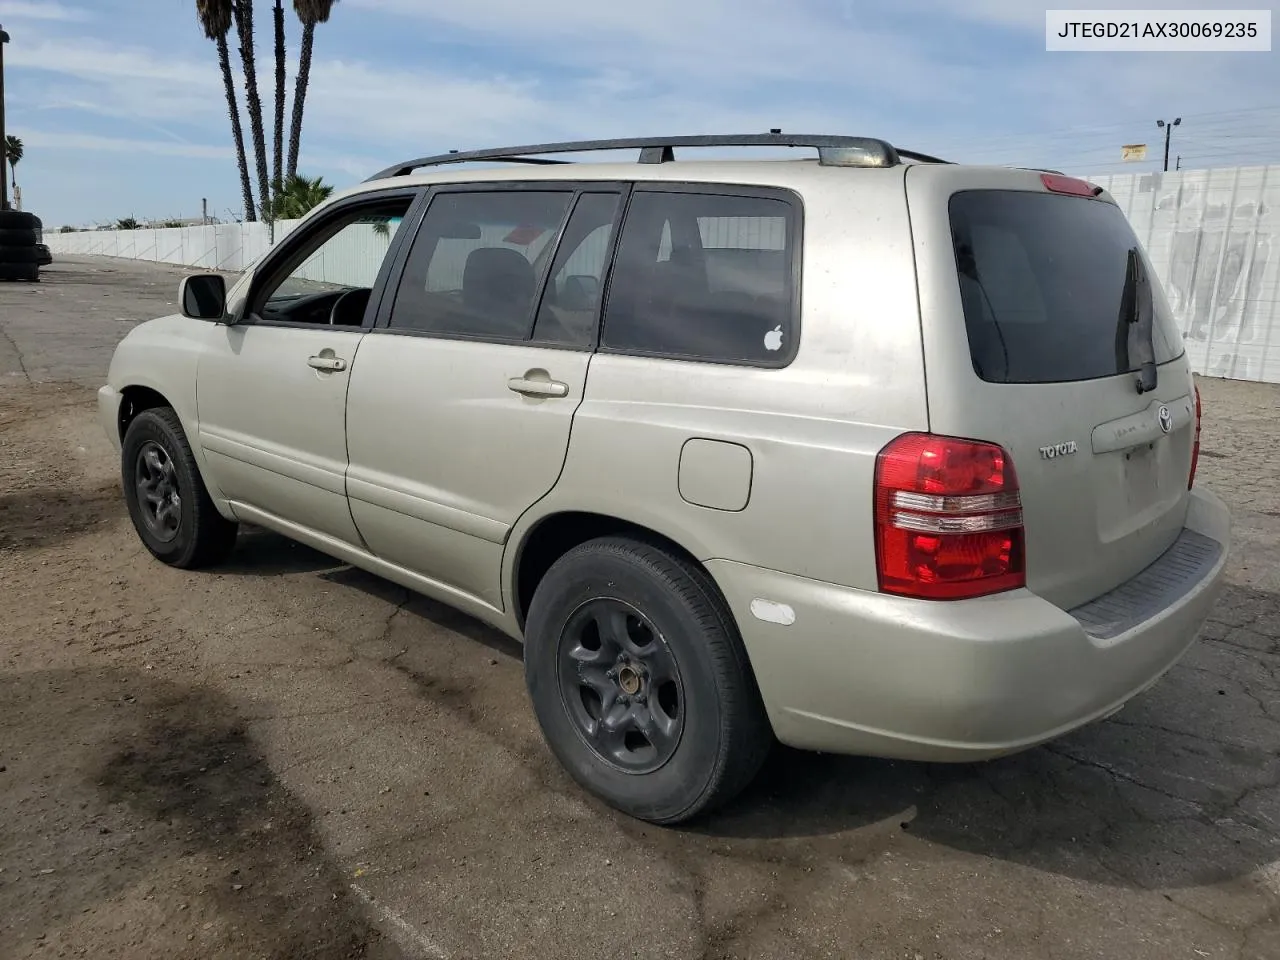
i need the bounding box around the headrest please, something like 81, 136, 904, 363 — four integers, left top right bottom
559, 275, 599, 312
463, 247, 535, 306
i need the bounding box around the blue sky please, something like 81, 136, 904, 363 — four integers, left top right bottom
2, 0, 1278, 227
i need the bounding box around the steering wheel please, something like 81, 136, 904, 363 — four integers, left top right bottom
329, 287, 372, 326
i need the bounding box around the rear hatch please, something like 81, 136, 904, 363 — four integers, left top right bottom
905, 166, 1197, 610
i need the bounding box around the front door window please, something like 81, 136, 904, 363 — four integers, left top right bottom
250, 200, 412, 327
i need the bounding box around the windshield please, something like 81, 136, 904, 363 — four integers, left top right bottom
949, 190, 1183, 385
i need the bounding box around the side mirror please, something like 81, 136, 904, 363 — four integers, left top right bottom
180, 273, 227, 321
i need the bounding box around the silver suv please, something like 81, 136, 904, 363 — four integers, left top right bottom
99, 134, 1231, 824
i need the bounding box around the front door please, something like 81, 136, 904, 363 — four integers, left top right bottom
344, 185, 625, 608
196, 191, 419, 545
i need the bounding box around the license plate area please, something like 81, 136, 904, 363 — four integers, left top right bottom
1096, 439, 1179, 543
1123, 444, 1162, 509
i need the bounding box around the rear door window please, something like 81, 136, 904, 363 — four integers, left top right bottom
532, 191, 622, 349
949, 190, 1183, 384
601, 189, 798, 365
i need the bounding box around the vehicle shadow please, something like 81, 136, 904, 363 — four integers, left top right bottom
217, 525, 350, 576
699, 581, 1280, 891
213, 530, 1280, 893
320, 563, 526, 662
214, 527, 526, 663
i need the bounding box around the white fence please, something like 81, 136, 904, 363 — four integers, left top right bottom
44, 164, 1280, 385
45, 219, 305, 272
1085, 165, 1280, 386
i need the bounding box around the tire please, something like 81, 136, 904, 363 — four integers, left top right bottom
0, 246, 40, 264
524, 536, 772, 824
0, 263, 38, 282
121, 407, 239, 569
0, 229, 37, 246
0, 209, 38, 230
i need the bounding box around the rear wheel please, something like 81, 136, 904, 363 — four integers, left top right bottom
121, 407, 239, 568
524, 536, 772, 824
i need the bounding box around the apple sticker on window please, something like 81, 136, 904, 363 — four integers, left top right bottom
764, 325, 784, 352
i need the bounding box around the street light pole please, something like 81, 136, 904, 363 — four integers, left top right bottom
1156, 117, 1181, 172
0, 23, 10, 211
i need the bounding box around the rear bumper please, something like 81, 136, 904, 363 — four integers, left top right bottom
711, 487, 1231, 761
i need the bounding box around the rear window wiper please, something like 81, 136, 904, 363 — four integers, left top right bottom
956, 242, 1010, 381
1117, 247, 1157, 394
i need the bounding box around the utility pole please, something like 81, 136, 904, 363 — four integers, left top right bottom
202, 197, 208, 225
0, 23, 10, 211
1156, 117, 1181, 172
1176, 155, 1182, 171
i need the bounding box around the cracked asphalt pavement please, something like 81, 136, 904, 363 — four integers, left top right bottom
2, 256, 1279, 960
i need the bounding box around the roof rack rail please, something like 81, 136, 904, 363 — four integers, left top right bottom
366, 133, 951, 181
899, 149, 951, 165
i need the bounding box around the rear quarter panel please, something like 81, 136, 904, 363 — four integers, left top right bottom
507, 167, 930, 594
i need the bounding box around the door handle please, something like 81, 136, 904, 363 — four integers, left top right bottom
308, 355, 347, 372
507, 376, 569, 398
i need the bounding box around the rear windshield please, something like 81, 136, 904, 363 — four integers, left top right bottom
948, 190, 1183, 385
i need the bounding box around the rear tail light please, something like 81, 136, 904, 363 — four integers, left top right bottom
874, 433, 1025, 600
1189, 384, 1202, 489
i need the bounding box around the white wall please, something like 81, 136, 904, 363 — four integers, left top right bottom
1084, 165, 1280, 386
44, 164, 1280, 385
45, 219, 303, 272
289, 223, 400, 288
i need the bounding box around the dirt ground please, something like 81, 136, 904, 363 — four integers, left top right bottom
1, 256, 1279, 960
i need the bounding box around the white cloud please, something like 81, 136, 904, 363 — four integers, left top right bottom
0, 1, 92, 23
7, 37, 209, 85
5, 0, 1278, 220
343, 0, 975, 104
336, 0, 1274, 154
22, 130, 232, 159
6, 35, 220, 128
3, 20, 883, 178
302, 59, 553, 145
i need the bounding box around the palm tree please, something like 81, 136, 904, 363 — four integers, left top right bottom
232, 0, 272, 220
195, 1, 257, 222
3, 136, 21, 198
267, 173, 333, 220
272, 0, 286, 199
288, 0, 338, 179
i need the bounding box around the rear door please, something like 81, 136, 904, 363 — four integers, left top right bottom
906, 167, 1197, 610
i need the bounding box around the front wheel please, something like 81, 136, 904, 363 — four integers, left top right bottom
121, 407, 239, 568
524, 537, 772, 824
